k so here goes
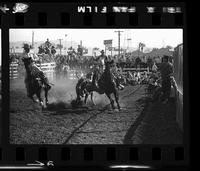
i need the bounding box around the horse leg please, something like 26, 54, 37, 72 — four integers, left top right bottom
84, 93, 89, 104
90, 92, 96, 105
26, 83, 36, 102
27, 91, 37, 103
114, 90, 121, 111
106, 93, 115, 110
29, 95, 37, 103
36, 89, 44, 109
44, 88, 49, 106
76, 94, 81, 105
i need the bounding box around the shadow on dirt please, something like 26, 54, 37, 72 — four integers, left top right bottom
123, 97, 149, 144
43, 100, 92, 115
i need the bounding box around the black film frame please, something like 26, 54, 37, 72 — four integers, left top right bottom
0, 1, 189, 170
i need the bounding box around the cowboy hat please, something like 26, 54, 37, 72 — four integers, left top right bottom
163, 55, 170, 60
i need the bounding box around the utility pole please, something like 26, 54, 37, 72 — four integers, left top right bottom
138, 43, 140, 58
111, 45, 113, 57
58, 39, 63, 55
32, 31, 34, 49
114, 30, 123, 58
65, 34, 67, 55
127, 38, 131, 52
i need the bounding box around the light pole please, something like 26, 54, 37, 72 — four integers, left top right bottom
32, 31, 34, 49
114, 30, 123, 58
127, 38, 131, 52
58, 39, 63, 55
111, 43, 113, 57
65, 34, 67, 55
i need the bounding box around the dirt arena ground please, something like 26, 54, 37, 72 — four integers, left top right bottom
9, 76, 182, 144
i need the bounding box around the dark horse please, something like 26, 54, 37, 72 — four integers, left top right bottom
76, 61, 121, 110
22, 57, 50, 109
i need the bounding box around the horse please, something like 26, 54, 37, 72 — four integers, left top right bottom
22, 57, 50, 109
75, 61, 121, 110
76, 77, 95, 105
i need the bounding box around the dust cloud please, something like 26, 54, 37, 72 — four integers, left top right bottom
10, 73, 112, 109
48, 74, 110, 108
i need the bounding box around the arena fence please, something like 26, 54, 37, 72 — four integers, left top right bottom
10, 61, 87, 81
37, 62, 56, 81
122, 67, 150, 75
10, 63, 151, 80
68, 70, 86, 80
173, 43, 183, 132
10, 62, 56, 81
10, 62, 19, 79
123, 67, 149, 72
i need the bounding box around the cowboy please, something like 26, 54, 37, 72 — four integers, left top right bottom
89, 50, 105, 88
152, 62, 158, 73
103, 59, 124, 90
94, 50, 107, 72
91, 62, 101, 88
22, 44, 51, 90
159, 55, 174, 104
51, 45, 56, 55
44, 38, 52, 55
111, 63, 125, 90
44, 38, 52, 48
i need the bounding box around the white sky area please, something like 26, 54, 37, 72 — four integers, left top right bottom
10, 29, 182, 50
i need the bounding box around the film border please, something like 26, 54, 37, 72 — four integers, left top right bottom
0, 2, 189, 170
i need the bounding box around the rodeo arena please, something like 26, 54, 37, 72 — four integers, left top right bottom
9, 36, 183, 144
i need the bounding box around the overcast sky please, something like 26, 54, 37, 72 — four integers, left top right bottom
9, 29, 182, 50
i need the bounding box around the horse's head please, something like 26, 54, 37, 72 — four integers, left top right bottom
105, 62, 111, 70
105, 60, 115, 70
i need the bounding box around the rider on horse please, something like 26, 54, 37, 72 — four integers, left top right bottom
44, 38, 52, 55
94, 50, 107, 71
22, 44, 51, 91
44, 38, 52, 49
89, 50, 105, 88
105, 60, 124, 90
89, 50, 124, 91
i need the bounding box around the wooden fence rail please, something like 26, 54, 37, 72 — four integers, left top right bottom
10, 62, 19, 79
10, 62, 56, 80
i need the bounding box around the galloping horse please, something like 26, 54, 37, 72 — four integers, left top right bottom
22, 57, 50, 109
76, 61, 121, 110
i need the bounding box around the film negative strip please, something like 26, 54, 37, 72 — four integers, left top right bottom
0, 1, 189, 170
